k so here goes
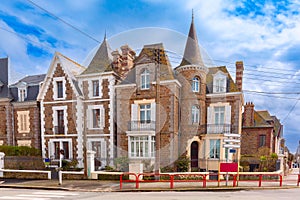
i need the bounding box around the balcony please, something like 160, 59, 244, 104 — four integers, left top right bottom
128, 121, 156, 131
54, 126, 65, 134
207, 124, 231, 134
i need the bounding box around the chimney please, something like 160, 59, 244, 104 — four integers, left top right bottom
120, 45, 136, 76
236, 61, 244, 92
112, 49, 121, 72
243, 102, 255, 127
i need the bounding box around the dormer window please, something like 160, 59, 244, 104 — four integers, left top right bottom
19, 88, 26, 101
192, 77, 200, 92
16, 82, 27, 102
213, 71, 227, 93
141, 69, 150, 89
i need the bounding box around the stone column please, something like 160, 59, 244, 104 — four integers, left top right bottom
0, 152, 5, 177
87, 150, 96, 179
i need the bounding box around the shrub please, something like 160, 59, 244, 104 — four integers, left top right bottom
175, 155, 189, 172
0, 145, 41, 156
114, 157, 129, 172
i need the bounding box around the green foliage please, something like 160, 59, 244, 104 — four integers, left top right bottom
0, 145, 41, 156
160, 165, 175, 173
175, 155, 189, 172
114, 157, 129, 172
62, 159, 81, 171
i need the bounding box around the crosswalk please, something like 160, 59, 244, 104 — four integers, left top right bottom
0, 191, 79, 200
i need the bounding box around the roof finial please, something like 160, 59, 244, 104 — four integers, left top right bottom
104, 30, 107, 40
192, 9, 194, 22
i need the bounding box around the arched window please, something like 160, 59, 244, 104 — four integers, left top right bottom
141, 69, 150, 89
191, 105, 200, 124
192, 77, 200, 92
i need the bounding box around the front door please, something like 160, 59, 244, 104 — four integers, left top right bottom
191, 141, 199, 169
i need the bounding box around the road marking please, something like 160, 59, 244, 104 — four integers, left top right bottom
0, 197, 49, 200
33, 191, 79, 196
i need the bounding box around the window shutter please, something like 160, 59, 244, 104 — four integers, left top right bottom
100, 106, 105, 128
207, 107, 213, 124
131, 104, 138, 121
88, 109, 93, 129
225, 105, 231, 125
207, 106, 213, 133
150, 102, 156, 122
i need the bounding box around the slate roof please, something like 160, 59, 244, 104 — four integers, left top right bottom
119, 43, 175, 85
81, 37, 113, 75
0, 57, 10, 98
179, 15, 205, 67
9, 74, 45, 102
206, 66, 239, 93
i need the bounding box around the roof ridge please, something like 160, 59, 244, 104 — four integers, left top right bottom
56, 52, 86, 70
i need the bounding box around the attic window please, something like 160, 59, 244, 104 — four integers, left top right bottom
213, 71, 227, 93
141, 69, 150, 89
18, 88, 27, 102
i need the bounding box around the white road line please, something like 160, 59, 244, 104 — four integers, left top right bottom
18, 194, 64, 198
0, 197, 49, 200
33, 191, 79, 196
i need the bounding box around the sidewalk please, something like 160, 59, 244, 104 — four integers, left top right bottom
0, 171, 299, 192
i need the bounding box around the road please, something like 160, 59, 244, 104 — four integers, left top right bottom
0, 188, 299, 200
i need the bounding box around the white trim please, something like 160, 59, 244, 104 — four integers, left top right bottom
206, 92, 242, 98
83, 99, 110, 103
88, 78, 103, 98
42, 100, 79, 104
53, 77, 66, 100
87, 138, 107, 168
40, 102, 46, 158
44, 134, 78, 137
76, 98, 84, 168
114, 84, 136, 88
86, 134, 111, 137
87, 105, 105, 130
126, 131, 156, 136
152, 79, 182, 87
48, 138, 73, 161
52, 106, 68, 135
108, 75, 115, 162
212, 71, 227, 93
77, 71, 116, 78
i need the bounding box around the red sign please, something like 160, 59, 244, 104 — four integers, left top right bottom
220, 163, 238, 172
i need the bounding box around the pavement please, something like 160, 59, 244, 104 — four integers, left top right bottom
0, 169, 300, 192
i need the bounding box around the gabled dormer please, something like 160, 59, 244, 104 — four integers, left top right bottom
212, 71, 227, 93
16, 81, 27, 102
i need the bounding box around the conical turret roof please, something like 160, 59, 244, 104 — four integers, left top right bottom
179, 14, 205, 67
81, 36, 113, 74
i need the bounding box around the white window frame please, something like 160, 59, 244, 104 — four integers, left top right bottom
191, 105, 200, 124
207, 102, 231, 134
89, 79, 102, 98
209, 139, 220, 159
192, 77, 200, 92
88, 138, 107, 168
48, 138, 72, 161
214, 106, 225, 125
17, 111, 30, 133
52, 106, 68, 135
88, 105, 105, 130
53, 77, 66, 100
213, 71, 227, 93
18, 88, 27, 102
141, 69, 150, 90
128, 135, 155, 158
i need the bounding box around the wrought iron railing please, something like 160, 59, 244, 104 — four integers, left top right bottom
54, 126, 65, 134
206, 124, 231, 134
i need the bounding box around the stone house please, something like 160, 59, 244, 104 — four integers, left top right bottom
241, 102, 285, 170
37, 52, 86, 167
115, 17, 244, 172
0, 57, 44, 149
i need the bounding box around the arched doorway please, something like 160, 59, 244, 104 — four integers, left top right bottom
191, 141, 199, 169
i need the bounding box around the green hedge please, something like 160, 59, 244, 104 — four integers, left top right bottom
0, 145, 41, 156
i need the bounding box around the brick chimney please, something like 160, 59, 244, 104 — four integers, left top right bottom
243, 102, 255, 127
112, 45, 136, 77
236, 61, 244, 92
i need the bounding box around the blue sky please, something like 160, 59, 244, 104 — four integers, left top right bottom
1, 0, 300, 153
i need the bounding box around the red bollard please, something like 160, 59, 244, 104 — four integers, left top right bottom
203, 175, 207, 188
298, 174, 300, 186
279, 175, 282, 187
233, 175, 237, 187
170, 175, 174, 189
120, 175, 123, 190
258, 175, 262, 187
